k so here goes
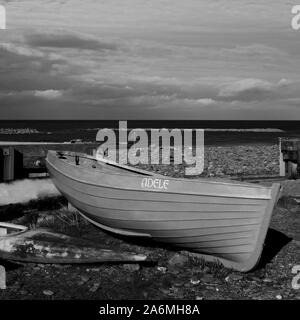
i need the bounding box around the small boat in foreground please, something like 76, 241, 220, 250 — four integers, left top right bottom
0, 222, 146, 264
46, 150, 281, 272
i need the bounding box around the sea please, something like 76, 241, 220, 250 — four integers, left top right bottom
0, 120, 300, 146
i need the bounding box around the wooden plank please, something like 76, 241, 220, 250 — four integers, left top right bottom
279, 138, 286, 177
0, 265, 6, 290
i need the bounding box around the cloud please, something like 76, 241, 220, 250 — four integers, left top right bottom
220, 44, 288, 60
0, 42, 45, 58
195, 98, 216, 105
34, 89, 63, 99
0, 41, 71, 92
218, 78, 287, 102
26, 32, 118, 51
1, 1, 300, 119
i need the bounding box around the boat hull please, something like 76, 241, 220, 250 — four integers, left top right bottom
46, 151, 281, 271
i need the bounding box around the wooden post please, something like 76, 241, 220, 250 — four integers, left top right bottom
0, 227, 7, 290
0, 265, 6, 290
279, 138, 285, 177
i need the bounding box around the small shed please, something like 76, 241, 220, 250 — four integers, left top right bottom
279, 138, 300, 179
0, 147, 24, 182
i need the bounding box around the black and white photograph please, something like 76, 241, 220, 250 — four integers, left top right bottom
0, 0, 299, 313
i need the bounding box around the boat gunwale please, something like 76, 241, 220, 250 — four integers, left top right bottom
48, 150, 271, 190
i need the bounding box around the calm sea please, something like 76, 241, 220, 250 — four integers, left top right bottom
0, 120, 300, 145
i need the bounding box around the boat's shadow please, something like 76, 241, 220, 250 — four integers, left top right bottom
255, 228, 292, 270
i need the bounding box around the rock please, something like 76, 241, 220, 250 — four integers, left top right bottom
78, 275, 90, 285
20, 290, 28, 295
173, 281, 185, 287
160, 288, 170, 295
43, 290, 54, 296
33, 266, 41, 271
195, 296, 204, 300
276, 294, 282, 300
201, 274, 215, 284
232, 274, 243, 281
251, 276, 261, 282
89, 283, 100, 293
190, 278, 201, 285
53, 264, 65, 269
263, 278, 273, 283
226, 274, 243, 281
157, 266, 167, 273
123, 264, 140, 272
168, 254, 189, 268
80, 275, 90, 283
294, 240, 300, 247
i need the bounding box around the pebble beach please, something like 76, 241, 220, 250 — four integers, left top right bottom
0, 134, 299, 300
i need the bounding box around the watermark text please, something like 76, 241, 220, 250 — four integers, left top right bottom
95, 121, 204, 176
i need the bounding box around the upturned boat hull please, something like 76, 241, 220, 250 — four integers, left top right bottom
46, 150, 281, 271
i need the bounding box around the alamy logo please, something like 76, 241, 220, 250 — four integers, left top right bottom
292, 5, 300, 30
0, 5, 6, 30
95, 121, 204, 176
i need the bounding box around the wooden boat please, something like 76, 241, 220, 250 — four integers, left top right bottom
0, 222, 146, 264
46, 150, 281, 272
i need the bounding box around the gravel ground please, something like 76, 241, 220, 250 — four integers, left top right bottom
134, 144, 279, 178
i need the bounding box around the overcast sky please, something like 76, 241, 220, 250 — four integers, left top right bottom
1, 0, 300, 119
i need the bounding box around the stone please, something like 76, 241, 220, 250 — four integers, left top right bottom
201, 274, 215, 284
294, 240, 300, 247
226, 274, 243, 281
160, 288, 170, 295
167, 254, 189, 267
190, 278, 201, 285
43, 290, 54, 296
157, 266, 167, 273
251, 276, 261, 282
123, 264, 140, 272
89, 283, 100, 293
232, 274, 243, 281
20, 290, 28, 295
80, 275, 90, 283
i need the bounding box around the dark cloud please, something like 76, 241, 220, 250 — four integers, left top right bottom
0, 43, 70, 92
26, 32, 118, 51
